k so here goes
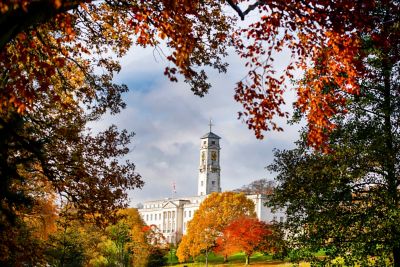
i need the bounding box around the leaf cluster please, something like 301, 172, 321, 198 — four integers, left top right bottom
176, 192, 256, 262
233, 0, 399, 149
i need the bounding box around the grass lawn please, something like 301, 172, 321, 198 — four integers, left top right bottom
165, 252, 311, 266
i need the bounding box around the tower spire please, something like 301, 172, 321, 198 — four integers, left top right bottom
209, 119, 213, 133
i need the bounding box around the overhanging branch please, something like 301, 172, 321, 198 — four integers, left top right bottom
226, 0, 262, 20
0, 0, 84, 50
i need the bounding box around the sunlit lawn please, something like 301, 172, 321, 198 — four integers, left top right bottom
165, 252, 311, 266
165, 251, 391, 266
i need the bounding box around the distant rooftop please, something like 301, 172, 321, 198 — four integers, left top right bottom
201, 132, 221, 139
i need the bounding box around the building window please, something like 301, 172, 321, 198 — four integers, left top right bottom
203, 141, 206, 145
184, 211, 186, 217
189, 211, 191, 217
211, 181, 215, 185
201, 181, 203, 186
212, 141, 216, 144
146, 215, 148, 221
150, 214, 152, 220
172, 211, 175, 218
159, 213, 161, 220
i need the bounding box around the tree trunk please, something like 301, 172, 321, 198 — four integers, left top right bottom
0, 1, 80, 50
205, 249, 208, 267
381, 52, 400, 267
223, 254, 228, 263
393, 245, 400, 267
245, 254, 250, 265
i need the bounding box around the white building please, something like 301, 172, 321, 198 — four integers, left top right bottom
138, 127, 285, 244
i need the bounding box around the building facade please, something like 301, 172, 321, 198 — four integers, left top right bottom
138, 128, 285, 244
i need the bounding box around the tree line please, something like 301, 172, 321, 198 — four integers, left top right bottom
2, 206, 168, 266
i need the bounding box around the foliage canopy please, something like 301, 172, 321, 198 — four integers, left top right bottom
0, 0, 398, 149
176, 192, 256, 264
215, 216, 272, 265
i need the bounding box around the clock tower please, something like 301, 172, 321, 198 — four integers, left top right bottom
198, 121, 221, 196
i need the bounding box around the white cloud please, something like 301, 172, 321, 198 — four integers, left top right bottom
90, 46, 303, 206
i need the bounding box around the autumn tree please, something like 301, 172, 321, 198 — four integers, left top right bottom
216, 216, 272, 265
101, 208, 152, 267
45, 222, 88, 267
231, 0, 399, 150
0, 3, 147, 261
176, 235, 191, 263
232, 1, 399, 264
0, 165, 58, 266
0, 0, 232, 243
268, 41, 400, 266
102, 208, 167, 267
45, 208, 159, 266
0, 0, 232, 112
176, 192, 256, 265
236, 0, 399, 265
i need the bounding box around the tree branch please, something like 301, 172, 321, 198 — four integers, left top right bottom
226, 0, 262, 20
0, 0, 84, 50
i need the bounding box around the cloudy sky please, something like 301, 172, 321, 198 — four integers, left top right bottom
92, 45, 303, 206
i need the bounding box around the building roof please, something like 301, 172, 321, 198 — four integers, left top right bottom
201, 132, 221, 139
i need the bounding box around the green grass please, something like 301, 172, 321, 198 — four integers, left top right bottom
164, 249, 391, 266
313, 250, 326, 257
164, 252, 310, 266
165, 248, 179, 265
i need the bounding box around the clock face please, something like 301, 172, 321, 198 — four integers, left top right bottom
211, 151, 217, 161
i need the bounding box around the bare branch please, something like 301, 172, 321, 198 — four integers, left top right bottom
226, 0, 262, 20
